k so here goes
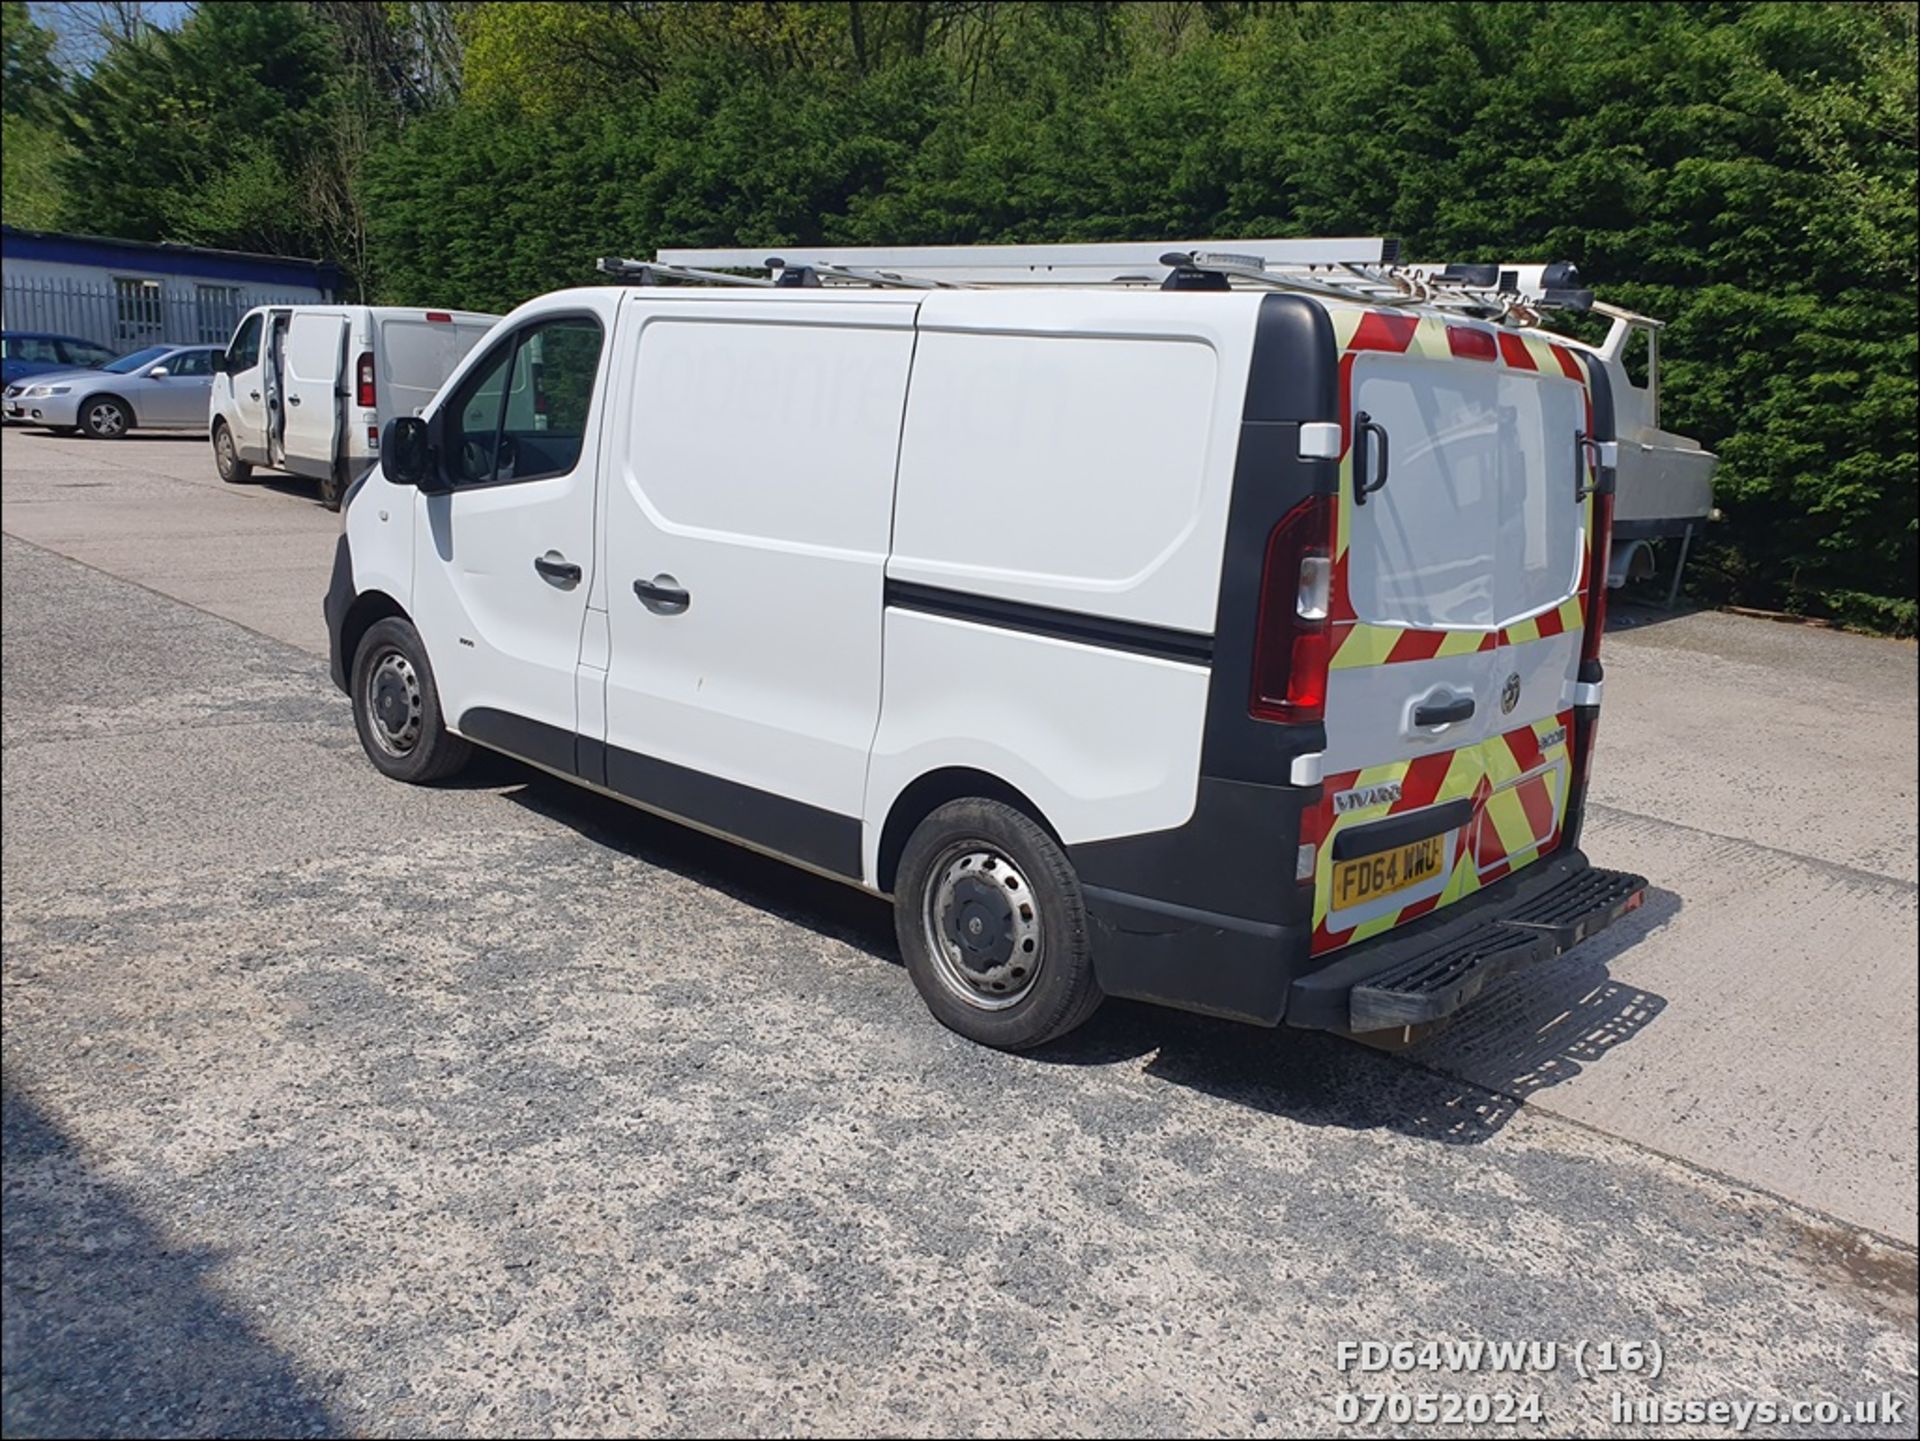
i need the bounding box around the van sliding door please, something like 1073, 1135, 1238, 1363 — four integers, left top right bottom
279, 311, 345, 480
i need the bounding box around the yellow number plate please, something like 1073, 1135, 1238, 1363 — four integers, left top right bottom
1332, 835, 1448, 910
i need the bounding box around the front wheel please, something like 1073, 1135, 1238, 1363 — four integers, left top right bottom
893, 798, 1104, 1049
213, 421, 252, 483
350, 617, 472, 784
80, 395, 131, 439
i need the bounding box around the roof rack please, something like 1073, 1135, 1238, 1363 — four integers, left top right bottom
605, 240, 1594, 324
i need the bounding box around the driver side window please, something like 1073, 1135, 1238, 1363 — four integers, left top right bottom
227, 314, 262, 372
446, 339, 513, 486
445, 315, 603, 488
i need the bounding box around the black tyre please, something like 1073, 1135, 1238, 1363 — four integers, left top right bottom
79, 395, 132, 439
212, 420, 252, 483
317, 464, 345, 511
350, 617, 472, 784
893, 797, 1103, 1049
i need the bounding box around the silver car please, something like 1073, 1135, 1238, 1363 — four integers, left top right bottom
3, 344, 224, 439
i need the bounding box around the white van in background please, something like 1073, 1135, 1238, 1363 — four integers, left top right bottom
323, 240, 1652, 1051
210, 304, 497, 509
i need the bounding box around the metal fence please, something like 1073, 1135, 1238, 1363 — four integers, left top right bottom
2, 274, 317, 351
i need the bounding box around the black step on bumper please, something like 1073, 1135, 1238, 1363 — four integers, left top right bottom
1286, 850, 1647, 1034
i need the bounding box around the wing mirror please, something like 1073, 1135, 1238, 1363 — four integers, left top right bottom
382, 415, 446, 492
210, 352, 228, 374
147, 366, 169, 379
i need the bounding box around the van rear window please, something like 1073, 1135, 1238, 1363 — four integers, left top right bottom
1346, 354, 1583, 631
382, 319, 491, 417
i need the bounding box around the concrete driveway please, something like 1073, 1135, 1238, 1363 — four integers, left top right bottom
3, 428, 1915, 1436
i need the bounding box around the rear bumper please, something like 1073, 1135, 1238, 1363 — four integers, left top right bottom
1085, 847, 1645, 1033
1286, 850, 1645, 1033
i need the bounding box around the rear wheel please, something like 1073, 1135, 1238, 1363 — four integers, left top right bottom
893, 798, 1103, 1049
80, 395, 131, 439
317, 465, 345, 511
212, 420, 252, 483
350, 617, 472, 784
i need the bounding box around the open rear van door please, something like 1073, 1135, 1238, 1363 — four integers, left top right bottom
280, 311, 345, 480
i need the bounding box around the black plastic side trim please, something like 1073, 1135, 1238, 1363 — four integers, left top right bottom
884, 580, 1212, 665
1329, 799, 1474, 861
1561, 703, 1601, 851
603, 745, 861, 879
577, 735, 608, 789
322, 533, 354, 694
454, 707, 863, 881
1084, 885, 1302, 1026
459, 706, 577, 778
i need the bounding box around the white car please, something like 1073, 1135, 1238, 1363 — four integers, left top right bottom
3, 344, 223, 438
323, 240, 1651, 1051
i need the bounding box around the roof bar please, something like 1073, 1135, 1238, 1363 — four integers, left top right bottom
596, 257, 776, 287
658, 238, 1395, 287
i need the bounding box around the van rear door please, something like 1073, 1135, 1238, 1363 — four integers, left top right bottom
280, 310, 345, 480
377, 313, 496, 422
1311, 312, 1590, 955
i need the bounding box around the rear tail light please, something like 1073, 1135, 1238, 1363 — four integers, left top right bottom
1250, 493, 1334, 724
1582, 487, 1614, 666
355, 351, 375, 408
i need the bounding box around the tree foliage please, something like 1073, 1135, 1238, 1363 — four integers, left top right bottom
10, 1, 1918, 626
2, 1, 68, 225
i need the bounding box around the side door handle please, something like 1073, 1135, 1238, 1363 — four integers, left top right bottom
633, 574, 690, 615
248, 389, 261, 401
533, 551, 582, 587
288, 395, 302, 407
1413, 695, 1475, 727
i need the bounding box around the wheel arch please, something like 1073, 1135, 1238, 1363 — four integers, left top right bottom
339, 588, 410, 679
81, 391, 135, 430
875, 767, 1062, 895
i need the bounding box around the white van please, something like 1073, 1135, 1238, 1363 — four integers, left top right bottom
322, 241, 1649, 1050
210, 304, 497, 509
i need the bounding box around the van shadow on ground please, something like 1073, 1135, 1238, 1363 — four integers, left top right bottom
498, 765, 1674, 1149
0, 1087, 340, 1438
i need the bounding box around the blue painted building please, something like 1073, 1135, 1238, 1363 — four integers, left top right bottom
1, 226, 340, 349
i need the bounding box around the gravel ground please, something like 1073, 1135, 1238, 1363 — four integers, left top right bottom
2, 529, 1914, 1437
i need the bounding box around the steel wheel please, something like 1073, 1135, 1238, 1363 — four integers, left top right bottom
215, 426, 237, 477
921, 842, 1044, 1011
362, 647, 423, 757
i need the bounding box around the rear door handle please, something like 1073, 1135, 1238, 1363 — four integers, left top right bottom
633, 574, 690, 615
288, 395, 302, 407
1413, 695, 1475, 727
533, 551, 581, 587
1353, 411, 1390, 505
